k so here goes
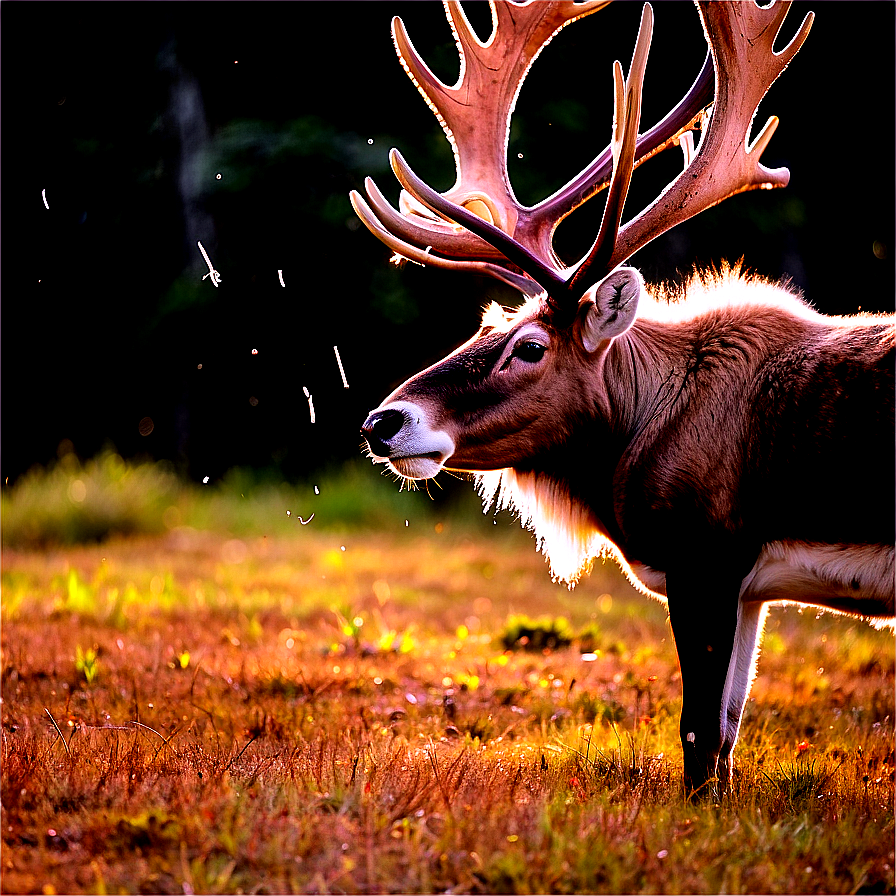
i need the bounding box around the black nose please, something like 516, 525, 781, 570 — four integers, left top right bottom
361, 408, 406, 456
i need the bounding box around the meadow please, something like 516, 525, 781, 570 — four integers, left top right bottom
1, 453, 893, 894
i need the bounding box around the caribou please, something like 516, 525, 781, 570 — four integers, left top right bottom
350, 0, 895, 797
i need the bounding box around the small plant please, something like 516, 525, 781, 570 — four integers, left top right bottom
335, 607, 366, 651
376, 628, 417, 655
74, 645, 99, 684
332, 606, 418, 657
761, 755, 837, 812
576, 621, 603, 653
64, 569, 98, 615
570, 691, 627, 725
499, 614, 574, 652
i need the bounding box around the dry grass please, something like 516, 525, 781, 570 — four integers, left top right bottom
2, 527, 893, 894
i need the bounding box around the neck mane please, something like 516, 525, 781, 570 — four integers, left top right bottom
475, 468, 607, 586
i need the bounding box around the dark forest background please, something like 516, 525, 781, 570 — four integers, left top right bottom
2, 1, 893, 487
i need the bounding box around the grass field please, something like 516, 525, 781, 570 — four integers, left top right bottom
1, 457, 894, 894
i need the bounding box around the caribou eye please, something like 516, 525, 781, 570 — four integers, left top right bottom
511, 340, 546, 363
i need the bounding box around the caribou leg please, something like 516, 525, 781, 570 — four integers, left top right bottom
717, 600, 769, 787
666, 567, 745, 799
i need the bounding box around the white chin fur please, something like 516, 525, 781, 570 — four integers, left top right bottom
389, 456, 446, 480
368, 400, 455, 480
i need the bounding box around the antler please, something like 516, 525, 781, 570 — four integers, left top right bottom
352, 0, 609, 298
351, 0, 812, 308
600, 1, 814, 277
393, 0, 610, 237
351, 0, 711, 298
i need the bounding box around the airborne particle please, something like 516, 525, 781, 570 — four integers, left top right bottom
197, 241, 221, 287
303, 387, 315, 423
334, 345, 349, 389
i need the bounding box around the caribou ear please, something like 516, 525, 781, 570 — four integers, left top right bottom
578, 267, 644, 353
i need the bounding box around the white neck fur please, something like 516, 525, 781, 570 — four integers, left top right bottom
475, 468, 611, 587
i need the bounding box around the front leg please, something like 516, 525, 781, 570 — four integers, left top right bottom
666, 566, 745, 799
717, 600, 769, 785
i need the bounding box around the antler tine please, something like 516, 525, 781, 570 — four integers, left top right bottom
362, 177, 507, 262
350, 187, 544, 297
390, 150, 568, 297
607, 0, 814, 272
568, 2, 653, 296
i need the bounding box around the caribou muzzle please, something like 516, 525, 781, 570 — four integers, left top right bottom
361, 400, 455, 480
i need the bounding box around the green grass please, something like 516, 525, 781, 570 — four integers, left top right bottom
1, 454, 893, 893
1, 450, 179, 546
1, 449, 492, 548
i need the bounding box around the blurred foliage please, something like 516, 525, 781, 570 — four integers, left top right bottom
0, 448, 492, 548
208, 115, 387, 200
1, 450, 179, 546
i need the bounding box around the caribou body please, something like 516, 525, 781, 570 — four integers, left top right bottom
351, 0, 895, 796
